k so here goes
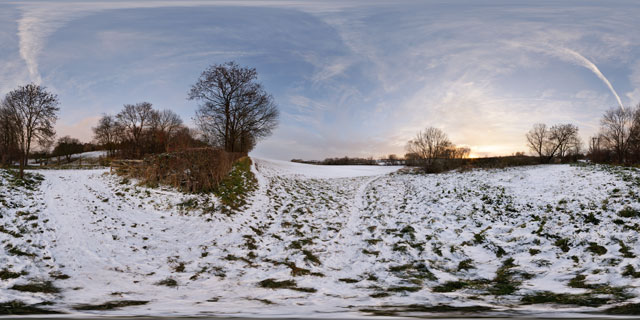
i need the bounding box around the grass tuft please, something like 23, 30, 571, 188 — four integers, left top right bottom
73, 300, 148, 311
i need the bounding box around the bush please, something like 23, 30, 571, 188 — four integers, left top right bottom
117, 148, 244, 193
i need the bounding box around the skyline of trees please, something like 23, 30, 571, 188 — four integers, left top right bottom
2, 81, 640, 174
93, 103, 199, 159
588, 104, 640, 164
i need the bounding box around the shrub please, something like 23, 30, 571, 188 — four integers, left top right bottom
117, 148, 245, 193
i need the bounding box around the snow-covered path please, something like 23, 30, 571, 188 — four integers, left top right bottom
1, 161, 640, 317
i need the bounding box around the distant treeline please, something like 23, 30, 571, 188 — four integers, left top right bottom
291, 157, 380, 166
587, 105, 640, 165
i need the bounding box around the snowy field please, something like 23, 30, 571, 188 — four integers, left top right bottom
1, 159, 640, 317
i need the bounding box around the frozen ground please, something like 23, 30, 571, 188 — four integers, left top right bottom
1, 159, 639, 317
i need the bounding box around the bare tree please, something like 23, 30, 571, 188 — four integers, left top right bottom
189, 61, 279, 153
452, 146, 471, 159
547, 124, 580, 161
116, 102, 154, 157
600, 106, 635, 163
526, 123, 580, 163
387, 154, 399, 165
150, 109, 183, 152
53, 136, 84, 163
406, 127, 452, 166
2, 83, 59, 178
93, 114, 120, 157
526, 123, 548, 160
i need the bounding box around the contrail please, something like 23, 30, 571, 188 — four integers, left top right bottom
507, 41, 625, 110
559, 47, 624, 110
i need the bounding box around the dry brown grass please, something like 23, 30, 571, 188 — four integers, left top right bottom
118, 148, 245, 193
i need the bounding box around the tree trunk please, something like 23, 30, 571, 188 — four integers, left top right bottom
19, 154, 25, 179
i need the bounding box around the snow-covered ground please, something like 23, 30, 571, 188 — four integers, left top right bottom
1, 160, 639, 317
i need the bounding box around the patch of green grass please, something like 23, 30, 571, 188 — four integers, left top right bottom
618, 207, 640, 218
554, 238, 570, 253
285, 262, 310, 277
258, 278, 316, 293
521, 291, 609, 307
48, 271, 69, 280
214, 157, 258, 212
584, 212, 600, 225
289, 238, 313, 249
362, 249, 380, 256
387, 286, 422, 293
0, 301, 60, 315
488, 258, 519, 296
587, 242, 607, 255
73, 300, 148, 311
360, 304, 493, 316
369, 292, 390, 298
10, 281, 60, 294
7, 171, 44, 190
622, 265, 640, 278
529, 248, 541, 255
0, 269, 26, 280
473, 232, 485, 244
616, 241, 635, 259
568, 274, 589, 288
432, 281, 468, 293
302, 250, 321, 265
177, 198, 198, 209
0, 225, 23, 238
155, 278, 178, 287
606, 303, 640, 315
457, 259, 475, 271
5, 245, 35, 257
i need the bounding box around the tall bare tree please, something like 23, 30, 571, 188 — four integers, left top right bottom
93, 114, 120, 157
150, 109, 183, 152
53, 136, 84, 163
526, 123, 580, 163
116, 102, 154, 157
2, 83, 59, 178
600, 106, 635, 163
526, 123, 548, 160
406, 127, 452, 166
189, 61, 279, 153
547, 124, 580, 161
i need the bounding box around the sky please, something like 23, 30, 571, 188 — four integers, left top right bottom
1, 0, 640, 160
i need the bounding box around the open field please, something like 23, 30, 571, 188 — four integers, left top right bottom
1, 159, 640, 317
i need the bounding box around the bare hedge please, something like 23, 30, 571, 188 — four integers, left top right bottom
118, 148, 245, 193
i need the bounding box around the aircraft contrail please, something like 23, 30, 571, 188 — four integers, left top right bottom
559, 47, 624, 110
506, 41, 625, 110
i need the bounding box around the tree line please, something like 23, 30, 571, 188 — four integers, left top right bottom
588, 105, 640, 164
93, 102, 201, 159
526, 123, 581, 163
525, 105, 640, 165
0, 61, 280, 179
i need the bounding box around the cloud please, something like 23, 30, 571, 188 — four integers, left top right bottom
12, 0, 359, 84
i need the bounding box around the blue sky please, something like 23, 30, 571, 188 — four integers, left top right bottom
1, 1, 640, 159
